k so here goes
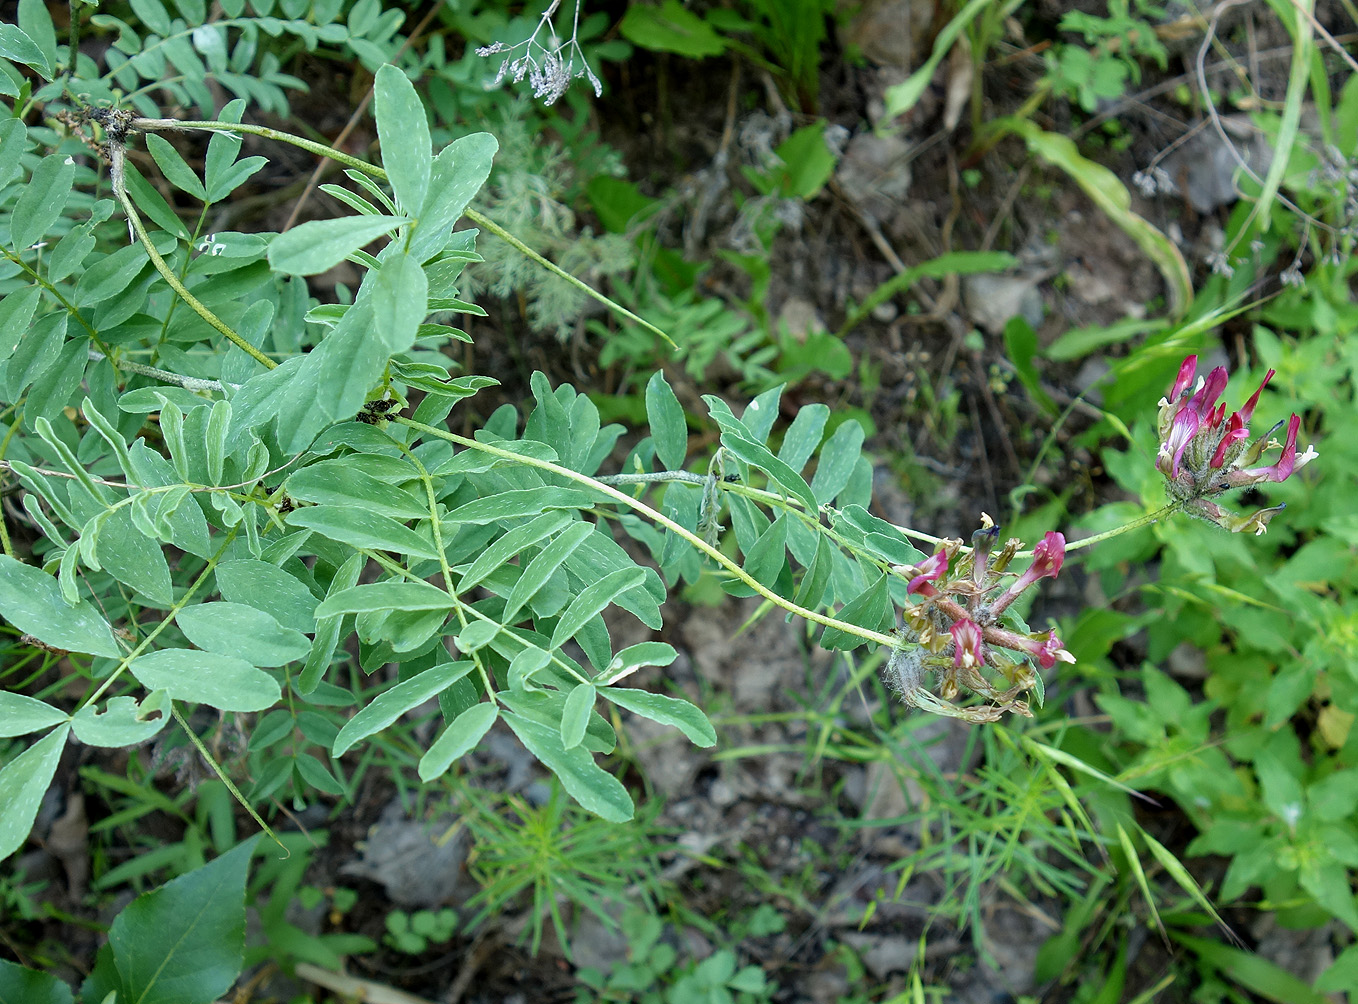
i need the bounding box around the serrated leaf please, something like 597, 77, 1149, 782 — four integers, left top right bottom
129, 649, 280, 712
0, 555, 120, 657
645, 370, 687, 471
0, 726, 71, 864
502, 710, 633, 822
332, 660, 473, 756
601, 687, 716, 746
418, 702, 498, 781
176, 602, 311, 667
267, 215, 407, 276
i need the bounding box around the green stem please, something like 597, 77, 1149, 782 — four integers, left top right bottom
396, 418, 899, 650
130, 118, 678, 349
109, 146, 276, 371
1063, 502, 1182, 553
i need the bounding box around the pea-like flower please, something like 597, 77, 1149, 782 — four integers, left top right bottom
1157, 355, 1317, 534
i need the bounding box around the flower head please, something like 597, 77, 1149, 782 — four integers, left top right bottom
1156, 355, 1317, 534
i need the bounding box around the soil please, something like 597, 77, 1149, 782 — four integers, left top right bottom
8, 2, 1347, 1002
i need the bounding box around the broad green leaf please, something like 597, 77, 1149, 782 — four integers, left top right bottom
502, 710, 633, 822
176, 602, 311, 667
286, 504, 439, 559
777, 403, 829, 472
560, 683, 595, 750
374, 63, 432, 213
129, 0, 172, 36
215, 558, 319, 633
0, 285, 41, 362
129, 649, 281, 712
443, 487, 601, 525
267, 215, 407, 276
0, 725, 70, 864
10, 153, 74, 250
645, 370, 687, 471
601, 687, 716, 746
721, 433, 818, 514
457, 511, 574, 592
145, 133, 208, 201
284, 460, 428, 519
810, 420, 864, 505
372, 252, 427, 354
205, 398, 230, 485
17, 0, 56, 71
71, 694, 169, 747
619, 0, 727, 58
0, 555, 120, 657
0, 693, 68, 738
107, 837, 257, 1004
332, 660, 473, 756
819, 573, 891, 650
418, 702, 498, 781
508, 645, 553, 690
410, 133, 498, 262
549, 567, 647, 650
314, 581, 454, 617
0, 959, 74, 1004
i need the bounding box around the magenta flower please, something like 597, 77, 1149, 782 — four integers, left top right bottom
1156, 355, 1317, 534
991, 531, 1065, 616
950, 618, 985, 669
1012, 629, 1077, 670
906, 549, 948, 597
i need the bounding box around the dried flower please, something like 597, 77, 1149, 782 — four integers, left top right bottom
887, 519, 1074, 720
1157, 355, 1317, 534
476, 0, 603, 106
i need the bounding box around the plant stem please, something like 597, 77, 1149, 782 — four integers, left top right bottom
396, 418, 899, 650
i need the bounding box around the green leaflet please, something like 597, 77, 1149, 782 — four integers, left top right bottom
0, 726, 72, 864
267, 214, 408, 276
600, 687, 716, 747
176, 602, 311, 667
0, 555, 120, 657
501, 710, 633, 823
819, 573, 892, 651
645, 370, 687, 471
332, 660, 473, 756
418, 702, 498, 782
129, 649, 281, 712
373, 63, 432, 214
285, 504, 439, 560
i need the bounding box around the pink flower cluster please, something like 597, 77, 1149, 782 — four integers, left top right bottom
889, 521, 1074, 719
1157, 355, 1317, 534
